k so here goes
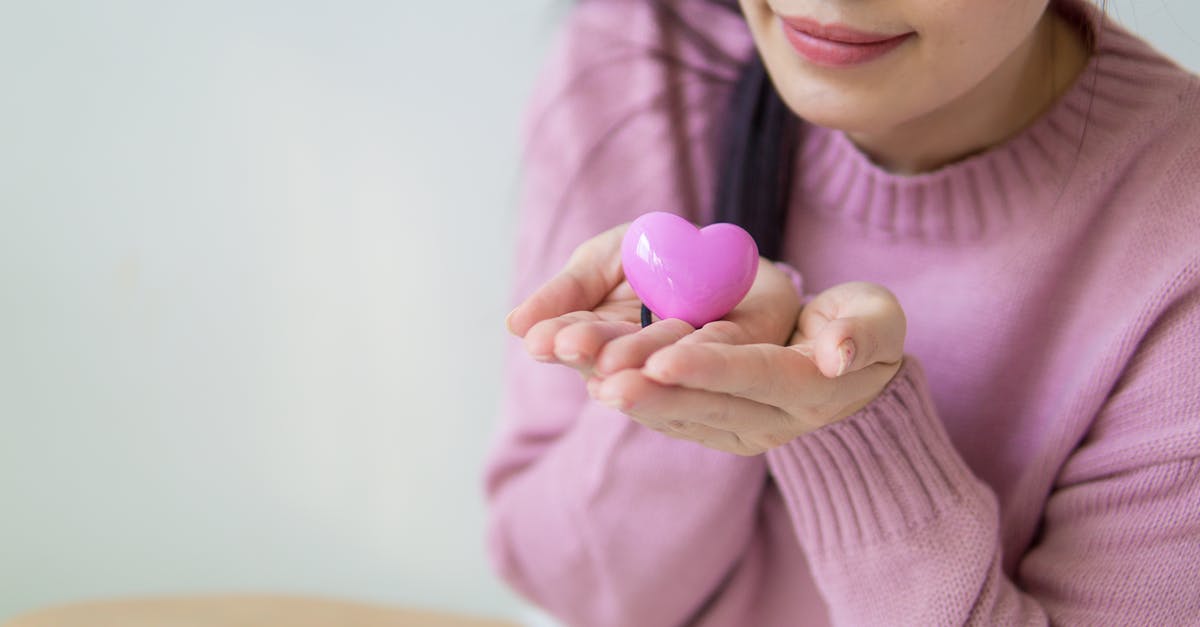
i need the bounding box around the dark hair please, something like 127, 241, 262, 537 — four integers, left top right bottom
648, 0, 798, 260
532, 0, 797, 263
711, 51, 798, 260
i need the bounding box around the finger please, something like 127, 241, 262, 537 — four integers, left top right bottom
718, 258, 802, 345
807, 314, 906, 378
593, 318, 694, 376
678, 320, 750, 346
523, 311, 600, 362
593, 370, 790, 455
643, 341, 833, 410
553, 318, 642, 370
506, 224, 628, 337
792, 339, 816, 359
812, 318, 863, 379
798, 281, 895, 338
798, 282, 906, 377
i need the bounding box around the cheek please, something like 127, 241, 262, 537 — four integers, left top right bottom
903, 6, 1005, 89
911, 0, 1049, 99
915, 1, 1041, 77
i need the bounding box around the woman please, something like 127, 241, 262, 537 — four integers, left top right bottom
485, 0, 1200, 624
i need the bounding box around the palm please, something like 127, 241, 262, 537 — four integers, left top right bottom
508, 223, 802, 377
588, 281, 644, 323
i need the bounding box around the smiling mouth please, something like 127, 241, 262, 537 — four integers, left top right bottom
777, 16, 914, 67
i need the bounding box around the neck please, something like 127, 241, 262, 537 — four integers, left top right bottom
845, 9, 1091, 175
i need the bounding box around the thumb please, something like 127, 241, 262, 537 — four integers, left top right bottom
794, 282, 906, 378
506, 223, 629, 337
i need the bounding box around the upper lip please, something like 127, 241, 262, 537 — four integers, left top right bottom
779, 16, 910, 44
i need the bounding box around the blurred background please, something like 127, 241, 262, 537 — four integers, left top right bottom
0, 0, 1196, 623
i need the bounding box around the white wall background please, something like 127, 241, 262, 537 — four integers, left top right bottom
0, 0, 1195, 623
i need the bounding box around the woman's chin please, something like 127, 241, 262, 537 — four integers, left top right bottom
781, 100, 903, 136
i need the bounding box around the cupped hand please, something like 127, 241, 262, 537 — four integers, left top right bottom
505, 221, 802, 378
588, 281, 908, 455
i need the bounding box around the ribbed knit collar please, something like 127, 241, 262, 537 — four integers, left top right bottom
793, 0, 1184, 243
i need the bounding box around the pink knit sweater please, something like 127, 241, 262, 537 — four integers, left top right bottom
483, 0, 1200, 624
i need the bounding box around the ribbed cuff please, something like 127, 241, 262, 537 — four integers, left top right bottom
773, 261, 805, 298
764, 356, 986, 556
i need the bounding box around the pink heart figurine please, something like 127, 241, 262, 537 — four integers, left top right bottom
621, 212, 759, 328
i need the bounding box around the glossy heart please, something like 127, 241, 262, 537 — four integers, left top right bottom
621, 212, 759, 328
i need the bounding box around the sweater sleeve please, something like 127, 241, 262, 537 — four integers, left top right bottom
485, 346, 767, 626
482, 3, 769, 625
763, 282, 1200, 625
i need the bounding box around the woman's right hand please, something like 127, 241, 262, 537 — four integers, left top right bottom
505, 222, 803, 380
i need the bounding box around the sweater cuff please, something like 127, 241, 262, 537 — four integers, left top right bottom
764, 356, 987, 556
773, 261, 806, 299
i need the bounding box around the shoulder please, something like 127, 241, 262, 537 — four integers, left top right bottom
1111, 70, 1200, 266
1103, 73, 1200, 289
1038, 20, 1200, 400
1057, 48, 1200, 470
1086, 16, 1200, 219
1079, 58, 1200, 463
1066, 18, 1200, 294
1121, 56, 1200, 206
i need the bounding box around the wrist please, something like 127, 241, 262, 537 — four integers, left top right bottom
831, 358, 906, 422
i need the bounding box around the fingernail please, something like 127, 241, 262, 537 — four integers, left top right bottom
593, 381, 629, 411
592, 354, 615, 376
598, 392, 626, 411
643, 360, 669, 382
836, 339, 855, 376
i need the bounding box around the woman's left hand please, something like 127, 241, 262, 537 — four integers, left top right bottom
588, 281, 907, 455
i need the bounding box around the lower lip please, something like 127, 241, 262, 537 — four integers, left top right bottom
779, 20, 913, 67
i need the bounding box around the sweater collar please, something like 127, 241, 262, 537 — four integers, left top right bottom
792, 0, 1179, 243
